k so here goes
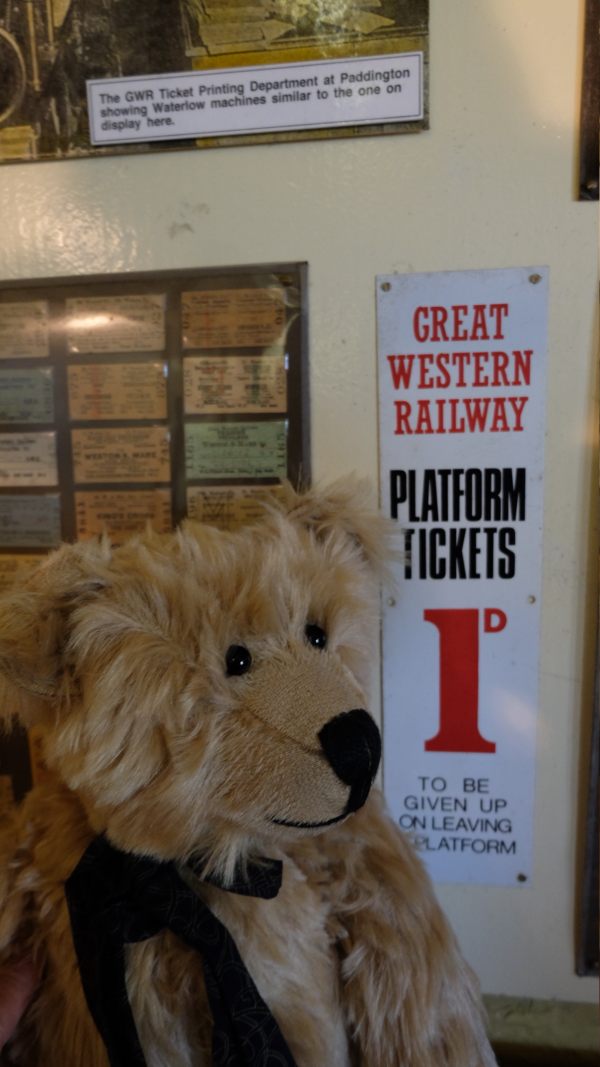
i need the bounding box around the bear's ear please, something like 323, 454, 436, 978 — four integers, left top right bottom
0, 539, 111, 731
280, 477, 391, 572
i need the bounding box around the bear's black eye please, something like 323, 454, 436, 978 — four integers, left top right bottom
305, 624, 327, 650
225, 645, 252, 677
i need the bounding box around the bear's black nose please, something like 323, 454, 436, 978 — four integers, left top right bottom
318, 709, 382, 813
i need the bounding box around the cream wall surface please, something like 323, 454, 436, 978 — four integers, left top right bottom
0, 0, 597, 1003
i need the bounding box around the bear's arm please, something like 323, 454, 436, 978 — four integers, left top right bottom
295, 791, 497, 1067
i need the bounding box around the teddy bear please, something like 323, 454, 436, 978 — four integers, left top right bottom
0, 480, 497, 1067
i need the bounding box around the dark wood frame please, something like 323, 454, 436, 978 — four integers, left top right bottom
0, 262, 309, 545
574, 0, 599, 975
576, 601, 600, 976
579, 0, 599, 201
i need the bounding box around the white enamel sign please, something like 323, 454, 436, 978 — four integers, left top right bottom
377, 267, 549, 886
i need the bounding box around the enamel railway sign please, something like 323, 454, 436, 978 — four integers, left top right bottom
377, 267, 548, 886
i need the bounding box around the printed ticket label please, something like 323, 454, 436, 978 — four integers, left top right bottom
182, 289, 286, 349
0, 495, 61, 547
187, 485, 284, 530
65, 294, 166, 353
0, 368, 54, 423
68, 362, 167, 420
87, 53, 424, 146
0, 432, 58, 486
185, 420, 287, 480
72, 426, 171, 484
0, 554, 43, 592
183, 353, 286, 415
0, 301, 50, 359
75, 489, 172, 541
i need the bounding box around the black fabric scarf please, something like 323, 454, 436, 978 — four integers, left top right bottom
65, 835, 298, 1067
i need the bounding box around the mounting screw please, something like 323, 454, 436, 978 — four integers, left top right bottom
387, 596, 396, 607
381, 281, 391, 292
529, 273, 542, 284
527, 594, 536, 604
517, 873, 528, 883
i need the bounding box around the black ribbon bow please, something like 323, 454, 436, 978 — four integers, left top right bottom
65, 836, 297, 1067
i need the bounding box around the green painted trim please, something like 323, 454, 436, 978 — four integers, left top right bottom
485, 995, 599, 1063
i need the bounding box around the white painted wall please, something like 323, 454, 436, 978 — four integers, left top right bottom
0, 0, 597, 1004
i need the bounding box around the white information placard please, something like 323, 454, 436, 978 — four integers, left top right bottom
377, 267, 548, 886
87, 53, 423, 146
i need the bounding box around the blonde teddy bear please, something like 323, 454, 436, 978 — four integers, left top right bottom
0, 482, 496, 1067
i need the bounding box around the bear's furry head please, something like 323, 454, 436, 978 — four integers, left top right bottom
0, 480, 387, 880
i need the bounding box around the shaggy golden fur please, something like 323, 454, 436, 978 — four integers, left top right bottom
0, 481, 497, 1066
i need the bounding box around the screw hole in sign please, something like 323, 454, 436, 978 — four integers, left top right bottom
423, 608, 507, 754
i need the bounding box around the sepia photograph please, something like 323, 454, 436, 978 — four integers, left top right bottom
0, 0, 428, 161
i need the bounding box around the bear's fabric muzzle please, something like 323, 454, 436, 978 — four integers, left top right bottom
65, 836, 297, 1067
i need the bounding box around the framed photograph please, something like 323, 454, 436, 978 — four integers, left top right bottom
0, 1, 428, 163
